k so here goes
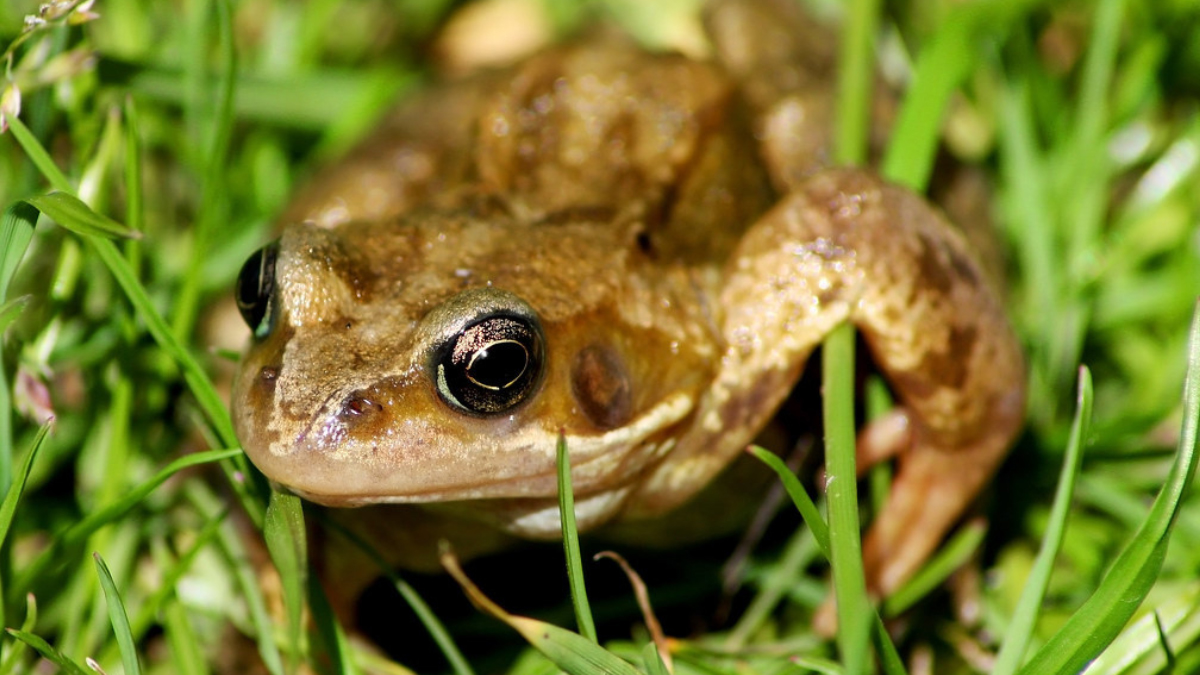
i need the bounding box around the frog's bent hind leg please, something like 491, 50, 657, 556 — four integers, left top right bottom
717, 168, 1026, 597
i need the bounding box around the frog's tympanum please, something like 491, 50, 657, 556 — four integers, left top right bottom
232, 0, 1025, 606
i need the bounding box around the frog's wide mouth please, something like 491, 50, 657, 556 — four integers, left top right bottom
247, 391, 694, 507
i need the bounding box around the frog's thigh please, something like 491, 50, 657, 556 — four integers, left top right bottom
725, 168, 1024, 595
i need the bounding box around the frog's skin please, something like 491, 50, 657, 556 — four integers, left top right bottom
232, 0, 1025, 603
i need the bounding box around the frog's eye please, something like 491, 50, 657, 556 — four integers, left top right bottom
235, 243, 278, 337
436, 314, 544, 415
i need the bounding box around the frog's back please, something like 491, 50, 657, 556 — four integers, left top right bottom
283, 37, 775, 268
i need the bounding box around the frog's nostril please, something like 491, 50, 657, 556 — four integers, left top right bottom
340, 392, 384, 418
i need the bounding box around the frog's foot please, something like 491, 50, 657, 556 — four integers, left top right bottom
858, 412, 1009, 596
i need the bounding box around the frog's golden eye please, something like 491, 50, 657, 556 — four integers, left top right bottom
235, 243, 278, 337
436, 314, 544, 415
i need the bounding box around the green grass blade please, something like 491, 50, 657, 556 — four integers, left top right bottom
214, 504, 285, 675
93, 552, 142, 675
128, 509, 228, 641
872, 613, 907, 675
23, 192, 139, 239
1018, 301, 1200, 674
881, 0, 1033, 190
319, 515, 473, 675
747, 446, 830, 556
5, 115, 73, 192
790, 656, 844, 674
0, 297, 29, 334
823, 322, 870, 675
13, 448, 240, 593
0, 421, 50, 631
307, 574, 364, 675
7, 114, 241, 458
1083, 583, 1200, 675
163, 599, 210, 675
442, 551, 640, 675
264, 489, 308, 673
641, 642, 668, 675
5, 629, 89, 675
882, 519, 987, 617
0, 201, 37, 501
993, 367, 1093, 675
0, 595, 39, 674
63, 449, 240, 549
0, 202, 36, 301
834, 0, 879, 166
87, 235, 238, 447
0, 421, 50, 551
557, 433, 597, 643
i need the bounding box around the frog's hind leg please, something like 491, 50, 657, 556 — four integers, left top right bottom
718, 168, 1025, 598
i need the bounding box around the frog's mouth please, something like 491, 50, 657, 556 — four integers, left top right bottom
254, 391, 695, 508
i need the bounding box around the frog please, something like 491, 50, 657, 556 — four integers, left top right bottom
230, 0, 1025, 611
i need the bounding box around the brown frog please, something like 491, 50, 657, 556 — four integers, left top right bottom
231, 0, 1025, 607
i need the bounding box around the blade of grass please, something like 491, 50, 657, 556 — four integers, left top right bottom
306, 573, 364, 675
830, 0, 877, 667
441, 548, 641, 675
318, 514, 473, 675
993, 367, 1093, 675
5, 630, 89, 675
0, 201, 37, 501
264, 489, 308, 673
5, 115, 72, 192
0, 594, 38, 675
557, 433, 597, 642
211, 495, 285, 675
881, 0, 1036, 190
93, 552, 141, 675
127, 509, 228, 641
24, 192, 140, 239
834, 0, 879, 167
13, 448, 240, 594
0, 419, 50, 552
881, 519, 987, 617
172, 0, 236, 340
823, 322, 871, 675
1018, 301, 1200, 674
746, 446, 829, 556
641, 642, 669, 675
1083, 583, 1200, 675
163, 599, 210, 675
6, 116, 244, 463
0, 421, 50, 631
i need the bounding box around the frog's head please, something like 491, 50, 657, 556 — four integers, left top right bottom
231, 213, 711, 522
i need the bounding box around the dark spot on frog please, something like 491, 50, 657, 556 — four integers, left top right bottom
635, 231, 654, 256
946, 243, 980, 288
917, 324, 977, 390
571, 344, 633, 430
916, 231, 954, 294
535, 205, 616, 226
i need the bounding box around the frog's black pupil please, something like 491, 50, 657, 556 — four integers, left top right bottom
467, 341, 528, 389
437, 315, 543, 415
235, 243, 278, 336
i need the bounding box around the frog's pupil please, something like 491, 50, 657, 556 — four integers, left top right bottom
466, 340, 528, 390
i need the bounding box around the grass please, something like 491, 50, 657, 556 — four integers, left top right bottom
2, 0, 1200, 673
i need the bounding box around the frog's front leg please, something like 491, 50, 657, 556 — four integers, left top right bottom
721, 168, 1025, 596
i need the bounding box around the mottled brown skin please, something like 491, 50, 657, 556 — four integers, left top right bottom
232, 0, 1025, 607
